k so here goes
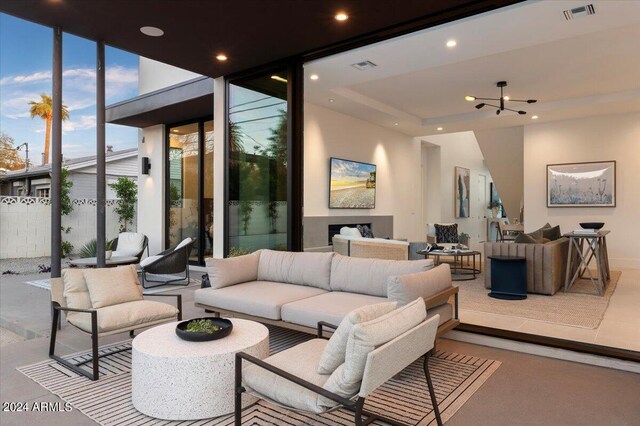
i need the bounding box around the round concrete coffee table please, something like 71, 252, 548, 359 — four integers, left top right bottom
131, 318, 269, 420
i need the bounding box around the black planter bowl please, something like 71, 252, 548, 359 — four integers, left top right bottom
175, 317, 233, 342
580, 222, 605, 230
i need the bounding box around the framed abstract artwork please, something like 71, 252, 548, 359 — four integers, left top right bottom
455, 166, 471, 218
546, 161, 616, 207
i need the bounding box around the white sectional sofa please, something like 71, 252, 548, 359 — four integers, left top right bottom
194, 250, 459, 337
332, 226, 410, 260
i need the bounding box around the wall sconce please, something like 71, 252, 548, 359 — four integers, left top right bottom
141, 157, 151, 175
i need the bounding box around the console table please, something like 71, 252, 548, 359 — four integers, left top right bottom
563, 230, 611, 296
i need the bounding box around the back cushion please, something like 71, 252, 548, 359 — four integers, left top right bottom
205, 251, 260, 289
435, 223, 458, 243
387, 264, 452, 306
323, 298, 427, 399
330, 254, 432, 297
84, 265, 143, 309
317, 301, 397, 374
257, 250, 333, 290
115, 232, 145, 256
62, 269, 92, 309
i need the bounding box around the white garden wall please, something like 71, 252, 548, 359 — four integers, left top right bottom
0, 196, 135, 259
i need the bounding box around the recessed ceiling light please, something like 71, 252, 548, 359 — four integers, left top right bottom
531, 115, 539, 120
271, 75, 288, 83
446, 39, 457, 48
216, 54, 228, 61
335, 12, 348, 21
465, 96, 476, 101
310, 74, 319, 81
437, 127, 443, 131
140, 26, 164, 37
329, 98, 335, 103
503, 96, 510, 101
394, 122, 399, 126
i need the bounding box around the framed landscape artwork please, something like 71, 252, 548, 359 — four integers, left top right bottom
329, 157, 376, 209
454, 166, 470, 218
547, 161, 616, 207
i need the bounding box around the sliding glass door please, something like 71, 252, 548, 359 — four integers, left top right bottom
166, 118, 213, 264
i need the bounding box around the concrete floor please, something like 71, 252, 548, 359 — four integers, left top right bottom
1, 273, 639, 425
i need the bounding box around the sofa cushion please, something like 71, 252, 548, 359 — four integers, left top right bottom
257, 250, 333, 290
243, 339, 333, 413
67, 300, 178, 334
83, 265, 143, 309
205, 251, 260, 289
194, 281, 327, 320
282, 292, 390, 330
514, 231, 540, 244
62, 268, 91, 310
387, 264, 452, 306
435, 223, 458, 243
315, 300, 397, 374
542, 225, 562, 241
113, 232, 145, 256
323, 298, 427, 399
330, 254, 432, 297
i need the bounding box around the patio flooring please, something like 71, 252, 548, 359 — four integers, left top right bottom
1, 272, 639, 425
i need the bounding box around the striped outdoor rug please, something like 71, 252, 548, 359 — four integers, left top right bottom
18, 326, 500, 425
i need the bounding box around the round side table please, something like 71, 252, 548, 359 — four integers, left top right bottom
132, 318, 269, 420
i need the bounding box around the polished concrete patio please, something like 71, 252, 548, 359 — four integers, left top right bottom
1, 272, 639, 425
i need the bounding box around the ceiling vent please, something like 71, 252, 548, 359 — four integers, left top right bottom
563, 4, 595, 20
351, 60, 377, 71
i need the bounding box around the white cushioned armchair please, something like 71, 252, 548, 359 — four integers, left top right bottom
235, 298, 442, 425
332, 226, 410, 260
49, 265, 182, 380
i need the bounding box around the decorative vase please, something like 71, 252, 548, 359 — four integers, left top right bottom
105, 250, 112, 260
491, 207, 498, 218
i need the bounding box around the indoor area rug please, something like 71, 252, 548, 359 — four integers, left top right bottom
458, 270, 621, 329
18, 326, 501, 426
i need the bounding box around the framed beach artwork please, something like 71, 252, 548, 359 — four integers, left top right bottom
547, 161, 616, 207
454, 166, 470, 218
329, 157, 376, 209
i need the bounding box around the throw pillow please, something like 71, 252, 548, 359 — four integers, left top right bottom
340, 227, 362, 238
322, 298, 427, 399
317, 301, 397, 374
435, 223, 458, 243
205, 250, 260, 289
514, 232, 539, 244
84, 265, 143, 309
387, 264, 451, 306
361, 225, 375, 238
542, 225, 561, 241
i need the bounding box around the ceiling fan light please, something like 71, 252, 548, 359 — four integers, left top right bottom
527, 99, 537, 104
465, 96, 476, 101
475, 103, 485, 109
496, 109, 501, 115
518, 111, 527, 115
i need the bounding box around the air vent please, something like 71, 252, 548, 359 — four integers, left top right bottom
563, 4, 595, 20
351, 60, 378, 71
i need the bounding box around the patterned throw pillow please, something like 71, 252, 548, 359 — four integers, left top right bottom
361, 225, 375, 238
435, 223, 458, 243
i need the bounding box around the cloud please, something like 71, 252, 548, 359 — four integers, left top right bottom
62, 115, 97, 132
0, 71, 52, 85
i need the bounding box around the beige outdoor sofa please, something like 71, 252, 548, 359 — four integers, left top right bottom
484, 237, 569, 295
195, 250, 459, 338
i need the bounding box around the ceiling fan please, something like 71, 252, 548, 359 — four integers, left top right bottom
465, 81, 537, 115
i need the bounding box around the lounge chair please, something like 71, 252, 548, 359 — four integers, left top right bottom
111, 232, 149, 262
139, 238, 194, 288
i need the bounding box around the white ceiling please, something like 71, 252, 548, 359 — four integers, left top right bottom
304, 0, 640, 137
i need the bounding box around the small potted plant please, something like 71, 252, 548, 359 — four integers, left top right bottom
458, 232, 470, 247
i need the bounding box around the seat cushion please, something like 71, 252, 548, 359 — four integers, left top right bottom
62, 268, 91, 310
315, 300, 397, 374
428, 303, 453, 326
387, 264, 452, 306
205, 251, 260, 289
67, 300, 178, 334
330, 254, 433, 297
174, 238, 192, 251
281, 292, 388, 329
114, 232, 145, 256
83, 265, 143, 309
194, 281, 327, 320
140, 255, 163, 268
243, 339, 334, 414
324, 298, 427, 399
257, 250, 333, 290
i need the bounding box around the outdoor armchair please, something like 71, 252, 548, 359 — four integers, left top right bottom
235, 298, 442, 426
139, 237, 194, 288
111, 232, 149, 262
49, 265, 182, 380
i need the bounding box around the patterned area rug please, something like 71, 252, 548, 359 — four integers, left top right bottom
18, 326, 500, 425
458, 270, 621, 329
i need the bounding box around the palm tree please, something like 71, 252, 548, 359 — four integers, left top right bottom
29, 94, 69, 164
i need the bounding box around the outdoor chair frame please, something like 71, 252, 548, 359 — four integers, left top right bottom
139, 238, 195, 288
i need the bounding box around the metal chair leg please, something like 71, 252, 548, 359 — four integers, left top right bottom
424, 352, 443, 426
234, 353, 244, 426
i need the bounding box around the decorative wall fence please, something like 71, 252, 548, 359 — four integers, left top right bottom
0, 196, 135, 259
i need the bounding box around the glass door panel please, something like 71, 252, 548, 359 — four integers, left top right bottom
203, 120, 214, 258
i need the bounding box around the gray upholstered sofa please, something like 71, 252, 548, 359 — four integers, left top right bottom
195, 250, 459, 337
484, 238, 569, 295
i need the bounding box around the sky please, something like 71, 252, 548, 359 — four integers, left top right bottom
0, 13, 139, 163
